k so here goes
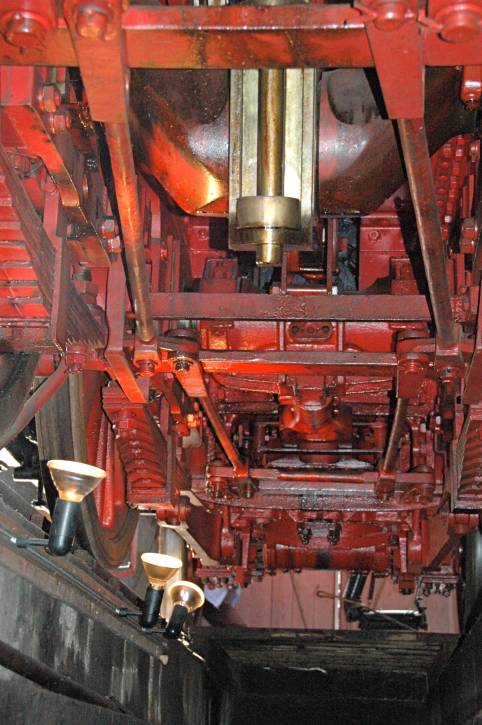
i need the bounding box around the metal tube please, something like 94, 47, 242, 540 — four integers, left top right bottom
200, 395, 247, 477
382, 397, 409, 473
257, 69, 284, 197
398, 118, 456, 350
105, 122, 155, 343
0, 358, 67, 450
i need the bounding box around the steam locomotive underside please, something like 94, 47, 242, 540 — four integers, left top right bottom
0, 0, 481, 619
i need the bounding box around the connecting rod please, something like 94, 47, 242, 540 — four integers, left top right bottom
398, 119, 457, 351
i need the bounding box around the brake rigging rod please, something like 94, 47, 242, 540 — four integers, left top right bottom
105, 122, 156, 344
199, 395, 247, 478
173, 357, 247, 477
381, 397, 409, 475
398, 118, 457, 351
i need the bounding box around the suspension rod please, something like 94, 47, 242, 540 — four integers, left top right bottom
199, 395, 247, 478
398, 118, 457, 350
105, 122, 155, 343
381, 397, 409, 474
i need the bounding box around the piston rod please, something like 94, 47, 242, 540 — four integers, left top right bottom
398, 119, 457, 350
105, 122, 155, 343
258, 68, 284, 197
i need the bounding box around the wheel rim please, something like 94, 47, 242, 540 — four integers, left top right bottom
36, 372, 139, 569
84, 375, 131, 542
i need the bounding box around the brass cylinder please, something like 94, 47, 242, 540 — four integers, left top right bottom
234, 33, 300, 266
257, 68, 284, 198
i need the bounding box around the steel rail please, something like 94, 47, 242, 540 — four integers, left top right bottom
398, 118, 457, 350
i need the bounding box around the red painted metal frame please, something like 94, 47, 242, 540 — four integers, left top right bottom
0, 4, 482, 70
0, 0, 480, 594
150, 293, 432, 322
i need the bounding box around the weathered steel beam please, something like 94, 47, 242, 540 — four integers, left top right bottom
198, 350, 397, 376
151, 292, 431, 321
0, 5, 481, 69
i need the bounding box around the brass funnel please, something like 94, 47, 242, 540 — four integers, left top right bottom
166, 580, 205, 613
47, 460, 106, 503
141, 553, 182, 590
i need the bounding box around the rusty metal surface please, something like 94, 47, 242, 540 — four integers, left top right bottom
1, 4, 482, 70
0, 0, 481, 600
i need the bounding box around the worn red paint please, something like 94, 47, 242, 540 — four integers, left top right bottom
0, 0, 479, 598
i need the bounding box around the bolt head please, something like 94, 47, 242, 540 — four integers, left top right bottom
4, 12, 45, 49
85, 155, 98, 172
174, 359, 191, 373
437, 3, 482, 43
137, 359, 155, 378
76, 6, 109, 40
373, 1, 407, 31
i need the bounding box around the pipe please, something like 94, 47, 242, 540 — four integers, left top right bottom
381, 397, 409, 474
257, 68, 284, 197
104, 122, 155, 343
199, 395, 247, 477
398, 118, 457, 350
0, 358, 67, 450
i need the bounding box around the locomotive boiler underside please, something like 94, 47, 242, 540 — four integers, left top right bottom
0, 0, 481, 621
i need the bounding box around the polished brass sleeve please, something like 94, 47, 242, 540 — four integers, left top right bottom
257, 69, 284, 198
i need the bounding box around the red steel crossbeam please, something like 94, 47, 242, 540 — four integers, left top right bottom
197, 467, 440, 512
0, 4, 481, 69
150, 292, 432, 322
196, 350, 397, 376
